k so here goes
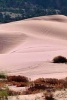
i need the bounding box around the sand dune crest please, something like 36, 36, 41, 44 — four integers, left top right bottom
29, 15, 67, 22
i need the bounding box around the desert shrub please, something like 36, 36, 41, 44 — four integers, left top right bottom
0, 88, 9, 98
7, 75, 29, 82
44, 78, 59, 84
62, 77, 67, 88
34, 78, 60, 85
23, 84, 46, 94
45, 94, 54, 100
34, 78, 46, 84
12, 82, 28, 87
53, 56, 67, 63
30, 78, 48, 91
31, 83, 46, 90
24, 82, 47, 94
7, 75, 29, 87
8, 90, 20, 96
0, 72, 7, 79
44, 90, 55, 100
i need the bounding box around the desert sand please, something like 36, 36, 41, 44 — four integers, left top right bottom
0, 15, 67, 80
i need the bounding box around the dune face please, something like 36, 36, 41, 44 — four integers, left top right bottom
0, 15, 67, 79
0, 34, 26, 53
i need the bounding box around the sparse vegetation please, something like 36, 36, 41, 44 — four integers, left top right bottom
0, 72, 7, 79
0, 74, 67, 100
44, 90, 55, 100
7, 75, 29, 87
7, 75, 29, 82
53, 56, 67, 63
0, 89, 8, 98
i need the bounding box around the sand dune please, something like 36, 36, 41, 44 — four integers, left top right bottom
0, 15, 67, 79
0, 34, 27, 53
30, 15, 67, 22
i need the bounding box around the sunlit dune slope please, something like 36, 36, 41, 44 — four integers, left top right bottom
0, 15, 67, 79
0, 15, 67, 53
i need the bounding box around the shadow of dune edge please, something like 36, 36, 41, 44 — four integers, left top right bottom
0, 33, 27, 53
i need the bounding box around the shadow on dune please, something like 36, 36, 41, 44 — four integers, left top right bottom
0, 34, 26, 53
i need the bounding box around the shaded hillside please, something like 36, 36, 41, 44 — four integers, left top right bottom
0, 0, 67, 23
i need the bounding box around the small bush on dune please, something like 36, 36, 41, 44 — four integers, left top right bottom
45, 78, 59, 85
53, 56, 67, 63
0, 90, 8, 97
34, 78, 61, 85
8, 90, 20, 96
45, 94, 55, 100
12, 82, 28, 87
44, 90, 55, 100
34, 78, 46, 84
7, 75, 29, 82
7, 75, 29, 87
62, 77, 67, 88
0, 72, 7, 79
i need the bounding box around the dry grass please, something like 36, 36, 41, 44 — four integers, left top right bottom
43, 90, 55, 100
0, 75, 67, 96
7, 75, 29, 87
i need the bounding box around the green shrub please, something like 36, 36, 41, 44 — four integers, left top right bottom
0, 72, 7, 79
0, 87, 9, 98
0, 90, 8, 97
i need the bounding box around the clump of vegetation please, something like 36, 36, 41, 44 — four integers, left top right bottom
7, 75, 29, 82
0, 90, 8, 98
62, 77, 67, 88
7, 75, 29, 87
0, 87, 9, 99
0, 72, 7, 79
23, 77, 66, 94
44, 90, 55, 100
0, 74, 67, 96
8, 90, 21, 96
53, 56, 67, 63
34, 78, 59, 85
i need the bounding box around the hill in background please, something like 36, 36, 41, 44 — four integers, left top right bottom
0, 0, 67, 23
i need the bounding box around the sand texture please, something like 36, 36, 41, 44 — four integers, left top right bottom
0, 15, 67, 79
